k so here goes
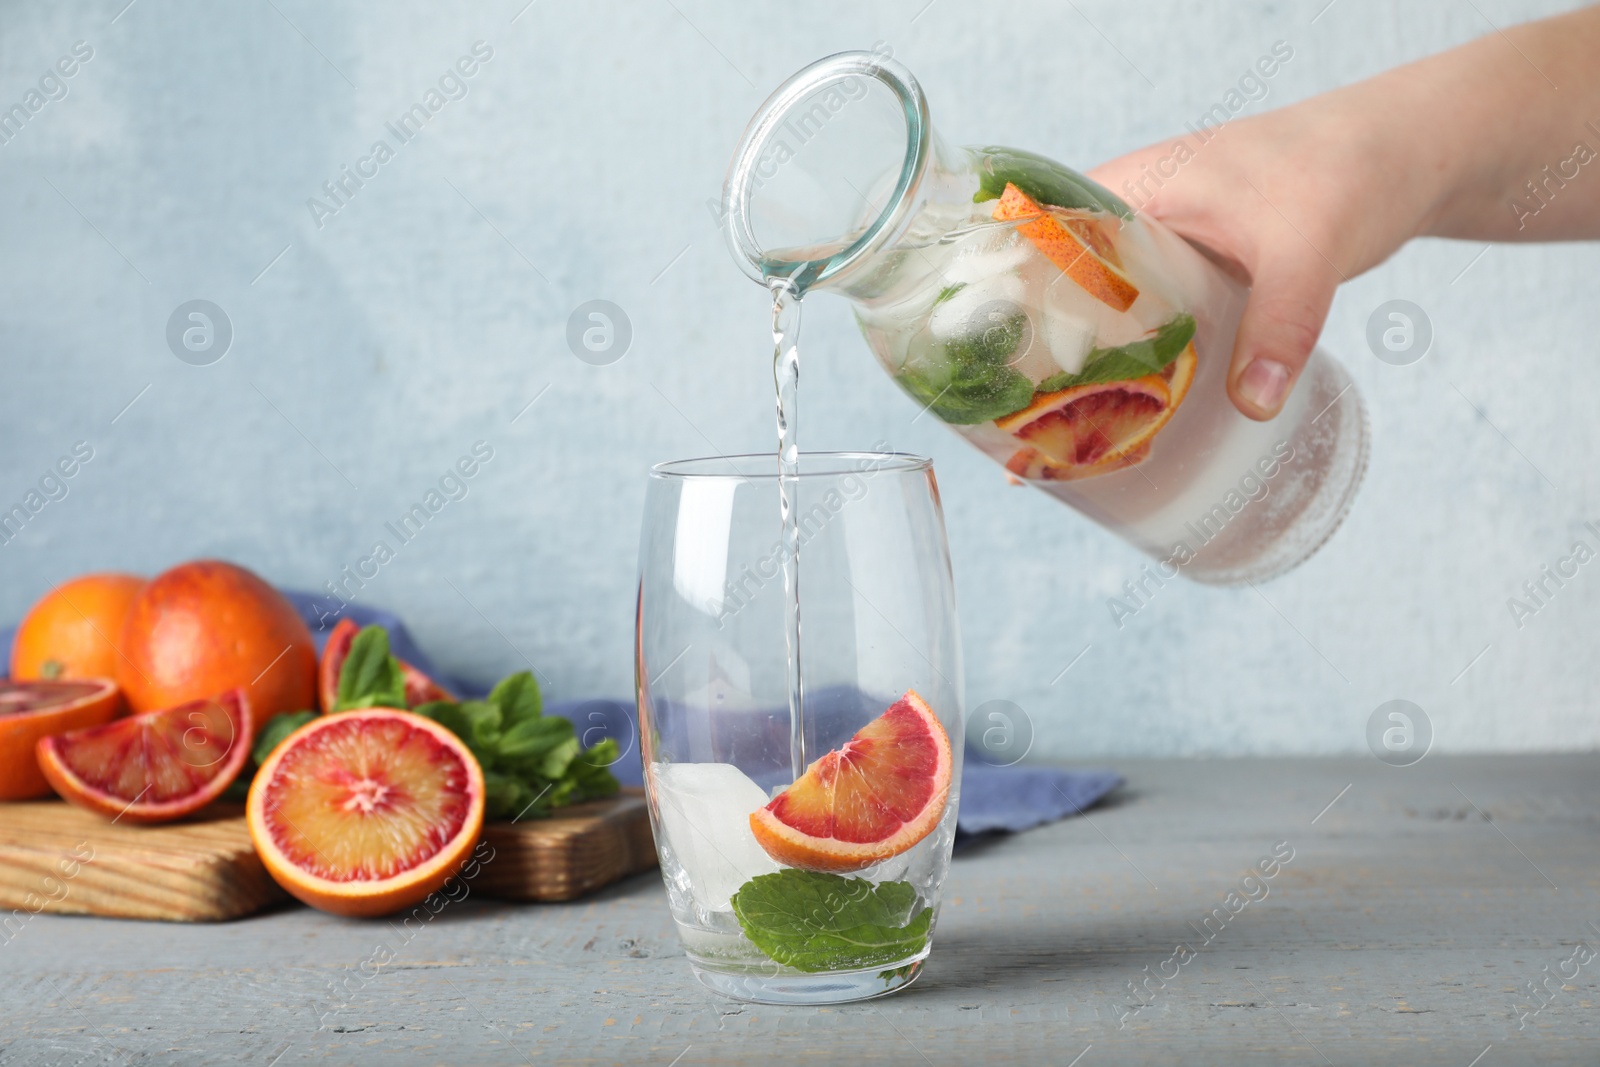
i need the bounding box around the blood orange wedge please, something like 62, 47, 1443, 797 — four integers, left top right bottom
1006, 441, 1153, 483
0, 679, 124, 801
35, 689, 251, 822
247, 707, 485, 917
749, 691, 953, 873
318, 617, 452, 712
1000, 344, 1198, 481
993, 182, 1139, 311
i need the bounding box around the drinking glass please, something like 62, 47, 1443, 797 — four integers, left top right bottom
636, 451, 964, 1004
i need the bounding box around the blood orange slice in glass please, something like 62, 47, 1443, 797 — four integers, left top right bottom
749, 691, 953, 873
35, 689, 251, 822
246, 707, 485, 917
0, 678, 124, 801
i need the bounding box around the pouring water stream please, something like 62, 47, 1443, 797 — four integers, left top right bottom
770, 279, 807, 782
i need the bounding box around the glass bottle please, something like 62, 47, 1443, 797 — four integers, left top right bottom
721, 50, 1368, 584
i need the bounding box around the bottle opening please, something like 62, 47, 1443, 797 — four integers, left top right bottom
721, 50, 929, 294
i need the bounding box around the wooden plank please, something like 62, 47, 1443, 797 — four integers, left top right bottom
0, 801, 284, 922
0, 790, 658, 921
475, 791, 657, 902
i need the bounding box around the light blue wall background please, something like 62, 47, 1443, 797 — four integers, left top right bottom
1, 0, 1593, 758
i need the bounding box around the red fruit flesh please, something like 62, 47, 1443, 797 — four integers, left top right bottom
36, 689, 252, 823
750, 690, 953, 872
256, 710, 476, 882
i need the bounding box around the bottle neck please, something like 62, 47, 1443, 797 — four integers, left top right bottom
803, 134, 976, 304
722, 51, 933, 298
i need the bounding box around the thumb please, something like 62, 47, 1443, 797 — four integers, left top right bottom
1228, 250, 1340, 420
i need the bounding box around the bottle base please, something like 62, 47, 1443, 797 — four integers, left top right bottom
1180, 351, 1371, 585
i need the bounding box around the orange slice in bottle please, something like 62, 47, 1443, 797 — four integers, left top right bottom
1001, 344, 1197, 481
247, 707, 485, 917
749, 690, 953, 874
993, 182, 1139, 311
1006, 441, 1155, 483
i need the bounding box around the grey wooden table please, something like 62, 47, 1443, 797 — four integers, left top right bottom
4, 755, 1597, 1066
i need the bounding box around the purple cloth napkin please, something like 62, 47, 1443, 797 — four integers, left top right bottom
0, 589, 1122, 844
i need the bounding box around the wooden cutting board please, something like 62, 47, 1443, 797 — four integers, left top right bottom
0, 791, 656, 922
0, 800, 283, 922
478, 792, 657, 903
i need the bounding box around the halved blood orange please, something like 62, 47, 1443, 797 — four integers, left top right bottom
994, 182, 1139, 311
318, 617, 453, 712
36, 689, 251, 822
0, 679, 124, 801
1001, 344, 1198, 481
247, 707, 485, 917
750, 691, 953, 873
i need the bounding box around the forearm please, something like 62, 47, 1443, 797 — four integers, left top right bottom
1083, 6, 1600, 420
1354, 4, 1600, 242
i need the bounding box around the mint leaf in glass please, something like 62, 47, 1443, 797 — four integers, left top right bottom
1038, 313, 1196, 393
731, 870, 933, 973
970, 145, 1133, 219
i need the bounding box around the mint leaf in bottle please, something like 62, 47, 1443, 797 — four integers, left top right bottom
1038, 313, 1196, 393
897, 299, 1036, 424
971, 145, 1133, 219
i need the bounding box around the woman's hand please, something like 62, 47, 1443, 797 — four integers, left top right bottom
1088, 4, 1600, 420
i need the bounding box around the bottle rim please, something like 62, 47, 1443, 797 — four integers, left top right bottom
720, 50, 930, 293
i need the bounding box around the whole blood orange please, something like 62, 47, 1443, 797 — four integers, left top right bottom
750, 691, 953, 873
10, 573, 147, 681
247, 707, 486, 917
317, 617, 452, 712
117, 560, 316, 728
36, 689, 252, 822
0, 679, 124, 800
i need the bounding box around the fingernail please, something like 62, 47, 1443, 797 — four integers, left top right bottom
1238, 359, 1290, 414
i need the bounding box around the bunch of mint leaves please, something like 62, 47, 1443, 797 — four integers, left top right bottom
245, 625, 620, 820
730, 870, 932, 973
